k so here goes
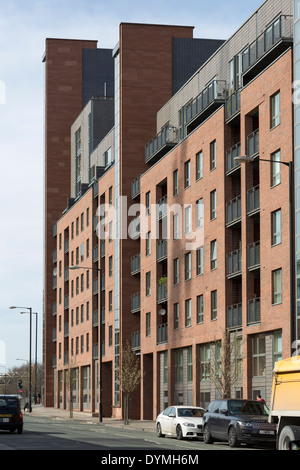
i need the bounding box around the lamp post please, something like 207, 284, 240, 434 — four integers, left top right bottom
69, 265, 102, 422
21, 312, 38, 400
9, 306, 32, 412
234, 155, 294, 355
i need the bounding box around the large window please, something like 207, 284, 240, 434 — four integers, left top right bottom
272, 268, 282, 305
271, 149, 281, 187
196, 151, 203, 180
271, 209, 281, 246
197, 294, 204, 324
211, 240, 217, 270
185, 252, 191, 281
185, 299, 192, 327
210, 140, 216, 171
271, 91, 280, 128
211, 290, 217, 320
210, 190, 216, 220
252, 335, 266, 377
184, 160, 191, 189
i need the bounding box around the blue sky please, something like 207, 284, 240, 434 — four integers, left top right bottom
0, 0, 264, 370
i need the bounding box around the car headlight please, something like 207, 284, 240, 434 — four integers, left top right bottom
237, 421, 253, 427
182, 422, 195, 427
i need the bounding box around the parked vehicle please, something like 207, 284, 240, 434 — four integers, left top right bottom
0, 395, 23, 434
156, 405, 205, 440
203, 398, 276, 448
269, 355, 300, 450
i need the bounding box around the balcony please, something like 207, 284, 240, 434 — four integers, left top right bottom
64, 322, 69, 337
93, 310, 98, 327
157, 195, 168, 220
247, 185, 260, 215
64, 267, 69, 282
100, 240, 105, 258
185, 80, 227, 133
226, 142, 241, 175
130, 216, 140, 240
131, 292, 140, 313
157, 323, 168, 345
64, 295, 69, 310
131, 176, 141, 199
225, 89, 241, 122
242, 15, 293, 83
145, 126, 178, 165
247, 129, 259, 157
226, 303, 242, 328
226, 196, 241, 227
131, 253, 141, 275
93, 245, 99, 262
64, 238, 69, 253
248, 297, 261, 324
157, 239, 167, 262
226, 249, 242, 278
93, 278, 99, 295
131, 331, 141, 351
157, 280, 167, 304
248, 241, 260, 271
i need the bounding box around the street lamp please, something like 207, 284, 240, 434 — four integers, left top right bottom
69, 265, 103, 422
21, 312, 38, 400
234, 155, 294, 355
9, 306, 33, 412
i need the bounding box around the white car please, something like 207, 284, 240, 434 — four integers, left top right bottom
156, 405, 205, 440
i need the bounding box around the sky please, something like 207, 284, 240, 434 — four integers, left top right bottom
0, 0, 264, 371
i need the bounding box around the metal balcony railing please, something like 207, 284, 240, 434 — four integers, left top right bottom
247, 185, 260, 214
226, 142, 241, 174
157, 323, 168, 344
93, 245, 99, 262
225, 89, 241, 121
131, 253, 141, 275
131, 331, 141, 350
157, 280, 168, 303
157, 239, 167, 262
226, 196, 241, 226
131, 176, 141, 199
248, 241, 260, 270
145, 126, 178, 164
131, 292, 141, 313
226, 249, 242, 278
248, 298, 261, 324
226, 303, 242, 328
247, 129, 259, 157
157, 195, 168, 220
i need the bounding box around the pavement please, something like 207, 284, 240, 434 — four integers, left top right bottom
26, 404, 156, 432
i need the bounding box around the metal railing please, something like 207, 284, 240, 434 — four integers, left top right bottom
157, 239, 167, 261
157, 195, 168, 220
248, 298, 261, 324
226, 303, 242, 328
226, 142, 241, 174
145, 126, 178, 163
131, 292, 141, 313
131, 253, 141, 275
248, 241, 260, 269
247, 185, 260, 214
185, 80, 227, 125
131, 176, 141, 199
247, 129, 259, 157
226, 249, 242, 277
157, 323, 168, 344
226, 196, 241, 225
225, 89, 241, 121
131, 331, 141, 350
157, 280, 168, 303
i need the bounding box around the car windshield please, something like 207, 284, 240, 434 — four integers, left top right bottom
177, 408, 204, 418
0, 397, 18, 412
228, 400, 268, 416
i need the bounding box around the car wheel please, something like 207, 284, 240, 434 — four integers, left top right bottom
203, 424, 214, 444
156, 423, 165, 438
176, 425, 183, 440
228, 426, 240, 448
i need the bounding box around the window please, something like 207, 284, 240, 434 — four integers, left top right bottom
196, 246, 203, 275
174, 350, 183, 383
252, 335, 266, 377
185, 298, 192, 327
86, 302, 89, 321
81, 304, 84, 322
81, 213, 84, 231
80, 243, 84, 262
185, 252, 191, 281
273, 331, 282, 366
173, 213, 179, 240
173, 258, 179, 285
271, 91, 280, 128
211, 290, 217, 320
196, 198, 204, 228
174, 303, 179, 329
146, 271, 151, 296
81, 273, 84, 292
187, 347, 193, 382
210, 140, 216, 171
109, 186, 113, 206
109, 255, 113, 276
109, 326, 113, 346
86, 270, 89, 289
109, 221, 113, 242
197, 294, 204, 324
196, 151, 203, 180
86, 208, 89, 227
211, 240, 217, 270
86, 239, 90, 258
173, 169, 178, 196
184, 160, 191, 189
271, 209, 281, 245
146, 231, 151, 256
109, 290, 113, 311
271, 149, 281, 187
146, 191, 151, 215
184, 205, 192, 234
272, 268, 282, 305
200, 344, 210, 381
146, 312, 151, 337
210, 190, 216, 220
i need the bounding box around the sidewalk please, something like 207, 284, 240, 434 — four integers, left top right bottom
27, 404, 156, 432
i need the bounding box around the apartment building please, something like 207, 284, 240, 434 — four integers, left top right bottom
44, 0, 299, 419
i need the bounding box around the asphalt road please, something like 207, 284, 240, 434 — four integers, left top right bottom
0, 414, 272, 454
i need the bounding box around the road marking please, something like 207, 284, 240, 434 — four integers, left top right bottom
0, 443, 15, 450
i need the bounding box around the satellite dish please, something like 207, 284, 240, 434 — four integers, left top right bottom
53, 267, 57, 276
159, 308, 166, 316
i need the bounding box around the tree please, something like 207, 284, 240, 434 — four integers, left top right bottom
209, 330, 244, 399
119, 341, 143, 425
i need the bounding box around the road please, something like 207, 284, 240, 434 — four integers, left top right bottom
0, 414, 272, 454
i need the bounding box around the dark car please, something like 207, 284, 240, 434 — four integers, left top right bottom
203, 398, 276, 448
0, 395, 23, 434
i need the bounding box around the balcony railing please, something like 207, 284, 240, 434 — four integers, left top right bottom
226, 142, 241, 174
64, 267, 69, 282
64, 295, 69, 310
242, 15, 293, 80
157, 280, 167, 303
226, 196, 241, 226
185, 80, 227, 132
226, 249, 242, 278
157, 195, 168, 220
157, 323, 168, 344
226, 303, 242, 328
157, 239, 167, 262
93, 278, 98, 295
131, 176, 141, 199
248, 241, 260, 270
247, 185, 260, 215
93, 245, 99, 262
131, 331, 141, 351
248, 298, 261, 324
100, 240, 105, 257
131, 292, 141, 313
225, 89, 241, 122
93, 310, 98, 327
131, 253, 141, 275
145, 126, 178, 164
247, 129, 259, 157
